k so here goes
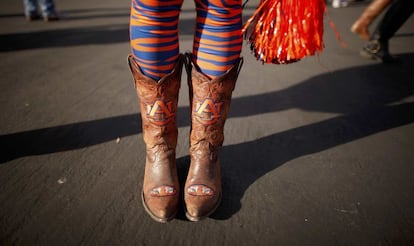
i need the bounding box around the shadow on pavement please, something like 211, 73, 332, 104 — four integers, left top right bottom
0, 24, 129, 52
1, 54, 414, 218
1, 54, 413, 162
0, 19, 198, 52
209, 102, 414, 220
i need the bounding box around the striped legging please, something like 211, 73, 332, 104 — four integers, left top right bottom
130, 0, 242, 81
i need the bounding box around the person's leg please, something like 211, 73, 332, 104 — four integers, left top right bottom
374, 0, 414, 42
350, 0, 392, 41
23, 0, 39, 19
184, 0, 243, 221
39, 0, 58, 20
192, 0, 243, 79
332, 0, 348, 8
128, 0, 184, 223
130, 0, 183, 81
361, 0, 414, 62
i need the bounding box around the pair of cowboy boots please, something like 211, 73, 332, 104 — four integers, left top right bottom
128, 53, 243, 222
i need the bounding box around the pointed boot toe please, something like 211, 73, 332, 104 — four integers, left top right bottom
142, 190, 179, 223
185, 187, 222, 221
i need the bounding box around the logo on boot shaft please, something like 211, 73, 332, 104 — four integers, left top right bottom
194, 98, 223, 125
145, 99, 175, 126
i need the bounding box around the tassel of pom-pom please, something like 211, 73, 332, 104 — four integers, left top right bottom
243, 0, 326, 64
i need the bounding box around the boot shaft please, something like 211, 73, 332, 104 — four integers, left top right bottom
128, 54, 184, 149
185, 53, 243, 147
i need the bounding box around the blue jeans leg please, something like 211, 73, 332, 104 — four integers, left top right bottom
39, 0, 56, 16
23, 0, 38, 16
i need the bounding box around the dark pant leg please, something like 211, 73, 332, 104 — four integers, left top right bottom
374, 0, 414, 42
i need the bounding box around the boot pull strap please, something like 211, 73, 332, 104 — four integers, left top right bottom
184, 52, 193, 78
127, 54, 139, 88
234, 57, 244, 83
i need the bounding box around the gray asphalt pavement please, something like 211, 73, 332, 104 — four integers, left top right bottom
1, 0, 414, 245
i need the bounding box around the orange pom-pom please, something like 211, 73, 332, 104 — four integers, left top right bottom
243, 0, 326, 64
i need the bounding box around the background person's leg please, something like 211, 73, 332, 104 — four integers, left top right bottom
373, 0, 414, 42
361, 0, 414, 62
23, 0, 39, 19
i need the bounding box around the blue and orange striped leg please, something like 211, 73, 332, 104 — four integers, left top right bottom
128, 0, 185, 223
193, 0, 243, 79
184, 0, 243, 221
130, 0, 183, 81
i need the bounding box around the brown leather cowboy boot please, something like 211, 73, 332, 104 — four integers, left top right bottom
184, 53, 243, 221
351, 0, 392, 40
127, 54, 183, 223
